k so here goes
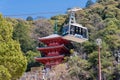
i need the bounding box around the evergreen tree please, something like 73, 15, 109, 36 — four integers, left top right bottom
26, 16, 33, 21
85, 0, 94, 8
0, 15, 27, 80
13, 19, 35, 53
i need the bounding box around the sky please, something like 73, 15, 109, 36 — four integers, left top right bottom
0, 0, 96, 19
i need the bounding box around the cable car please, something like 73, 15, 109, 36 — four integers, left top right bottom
62, 23, 88, 43
62, 9, 88, 43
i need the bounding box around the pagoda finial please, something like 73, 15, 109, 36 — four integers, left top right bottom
54, 20, 58, 34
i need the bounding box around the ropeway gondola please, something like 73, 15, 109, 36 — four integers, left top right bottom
62, 8, 88, 43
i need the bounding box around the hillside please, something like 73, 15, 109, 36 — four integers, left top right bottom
45, 0, 120, 79
72, 0, 120, 79
1, 0, 120, 80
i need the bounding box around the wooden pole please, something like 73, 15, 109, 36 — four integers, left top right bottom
96, 38, 102, 80
98, 45, 102, 80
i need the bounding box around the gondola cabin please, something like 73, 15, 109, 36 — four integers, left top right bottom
62, 9, 88, 43
62, 23, 88, 43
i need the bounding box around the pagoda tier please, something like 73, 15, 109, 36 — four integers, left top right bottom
35, 55, 64, 66
37, 45, 70, 57
38, 34, 71, 46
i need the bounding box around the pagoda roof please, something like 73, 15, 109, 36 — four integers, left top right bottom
38, 34, 70, 44
35, 55, 64, 65
35, 55, 64, 60
39, 34, 60, 39
37, 45, 70, 55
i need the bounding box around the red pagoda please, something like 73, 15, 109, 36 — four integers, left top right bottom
35, 34, 72, 67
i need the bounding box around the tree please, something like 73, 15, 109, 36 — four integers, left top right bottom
87, 41, 114, 79
69, 0, 120, 79
25, 51, 41, 71
26, 16, 33, 21
0, 65, 11, 80
51, 15, 68, 34
0, 15, 27, 80
96, 0, 103, 3
68, 56, 91, 80
13, 19, 35, 53
32, 19, 53, 39
86, 0, 94, 8
97, 0, 116, 3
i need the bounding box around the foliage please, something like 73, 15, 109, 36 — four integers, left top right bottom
0, 65, 11, 80
83, 41, 97, 54
6, 17, 53, 72
68, 56, 91, 80
12, 19, 35, 53
0, 15, 27, 80
85, 0, 94, 8
51, 15, 68, 34
88, 41, 115, 79
25, 51, 41, 71
32, 19, 53, 39
66, 0, 120, 79
26, 16, 33, 21
1, 0, 120, 79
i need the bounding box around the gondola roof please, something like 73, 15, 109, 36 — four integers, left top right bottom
71, 23, 87, 29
